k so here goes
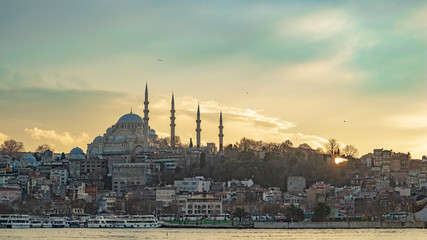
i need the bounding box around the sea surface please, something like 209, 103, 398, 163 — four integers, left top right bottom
0, 228, 426, 240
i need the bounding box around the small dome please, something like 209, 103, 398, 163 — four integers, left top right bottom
70, 147, 84, 155
22, 155, 37, 163
94, 136, 104, 142
149, 129, 156, 135
117, 113, 143, 124
106, 127, 113, 133
115, 135, 125, 142
108, 136, 115, 141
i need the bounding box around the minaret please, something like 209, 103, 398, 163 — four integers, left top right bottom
218, 111, 224, 152
170, 93, 176, 149
196, 103, 201, 148
143, 83, 149, 150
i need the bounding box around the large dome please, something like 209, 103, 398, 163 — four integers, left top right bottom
70, 147, 85, 155
117, 113, 143, 124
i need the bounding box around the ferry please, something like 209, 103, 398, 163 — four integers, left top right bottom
30, 217, 42, 228
29, 216, 53, 228
41, 218, 53, 228
0, 214, 31, 228
51, 217, 67, 228
87, 215, 125, 228
119, 215, 162, 228
66, 218, 85, 228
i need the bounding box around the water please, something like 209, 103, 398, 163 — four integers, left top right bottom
0, 228, 425, 240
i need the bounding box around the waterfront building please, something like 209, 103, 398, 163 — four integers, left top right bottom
184, 194, 223, 215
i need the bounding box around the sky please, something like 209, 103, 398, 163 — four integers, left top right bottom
0, 0, 426, 158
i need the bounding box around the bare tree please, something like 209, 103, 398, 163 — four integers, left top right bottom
0, 139, 24, 154
165, 136, 182, 148
324, 138, 339, 156
343, 145, 359, 158
35, 144, 54, 153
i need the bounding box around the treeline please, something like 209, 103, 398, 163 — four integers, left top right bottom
162, 138, 360, 190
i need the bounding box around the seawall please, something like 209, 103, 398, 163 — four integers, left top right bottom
254, 221, 427, 229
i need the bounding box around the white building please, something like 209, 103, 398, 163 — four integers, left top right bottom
156, 186, 176, 206
174, 176, 211, 193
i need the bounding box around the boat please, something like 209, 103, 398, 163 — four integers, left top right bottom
51, 217, 67, 228
87, 215, 125, 228
0, 214, 31, 228
30, 217, 42, 228
119, 215, 163, 228
66, 218, 84, 228
41, 218, 53, 228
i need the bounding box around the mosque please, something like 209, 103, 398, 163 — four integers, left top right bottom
86, 84, 225, 158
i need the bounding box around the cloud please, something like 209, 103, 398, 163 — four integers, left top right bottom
151, 94, 296, 132
388, 114, 427, 129
0, 132, 9, 143
24, 127, 90, 146
0, 66, 90, 90
278, 10, 351, 40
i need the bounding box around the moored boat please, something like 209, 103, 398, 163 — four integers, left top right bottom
87, 215, 124, 228
0, 214, 31, 229
119, 215, 163, 228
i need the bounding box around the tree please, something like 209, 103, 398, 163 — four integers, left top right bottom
285, 204, 305, 222
312, 201, 331, 222
343, 145, 359, 158
232, 207, 248, 224
0, 139, 24, 154
281, 140, 293, 152
84, 201, 98, 215
324, 139, 339, 156
165, 136, 182, 148
35, 144, 54, 153
298, 143, 312, 150
0, 203, 14, 214
199, 152, 206, 169
261, 203, 281, 217
316, 147, 324, 154
101, 175, 112, 190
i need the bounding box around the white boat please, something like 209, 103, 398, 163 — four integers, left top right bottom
66, 218, 84, 228
119, 215, 163, 228
30, 217, 42, 228
41, 218, 53, 228
51, 217, 67, 228
0, 214, 31, 229
87, 215, 125, 228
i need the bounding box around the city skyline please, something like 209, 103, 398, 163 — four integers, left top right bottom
0, 1, 426, 157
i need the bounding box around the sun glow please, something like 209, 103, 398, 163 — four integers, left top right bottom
334, 157, 348, 164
